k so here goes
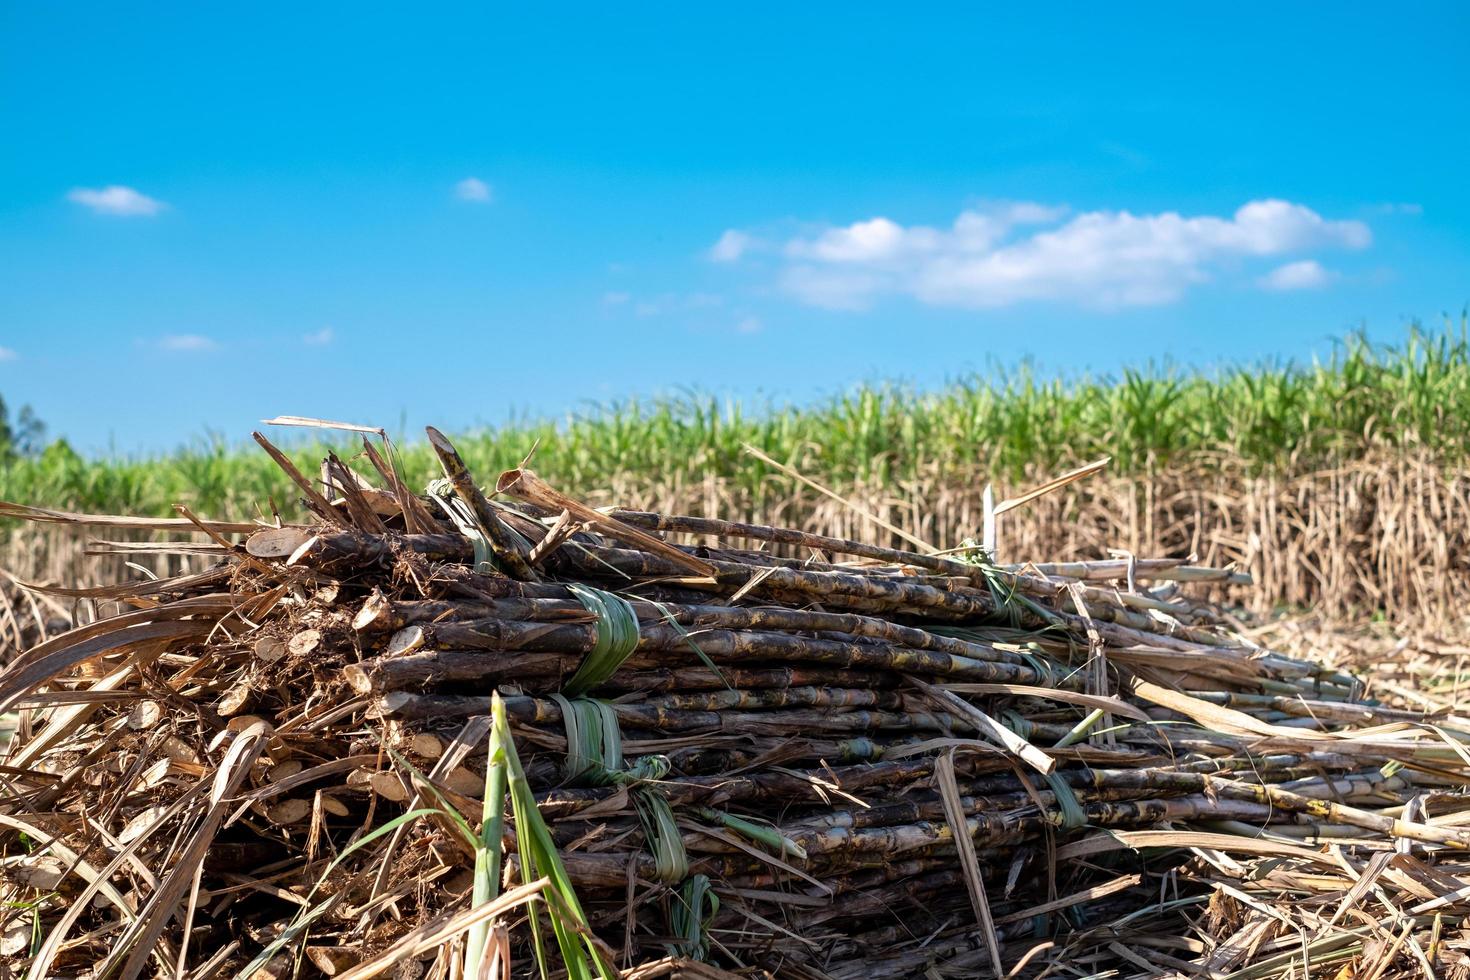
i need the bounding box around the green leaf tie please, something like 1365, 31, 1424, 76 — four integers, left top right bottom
632, 789, 687, 884
1019, 651, 1058, 688
551, 693, 687, 883
562, 585, 640, 696
1043, 771, 1087, 831
667, 874, 719, 962
550, 694, 623, 785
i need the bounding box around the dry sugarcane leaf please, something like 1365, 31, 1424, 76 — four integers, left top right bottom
992, 457, 1112, 516
938, 683, 1151, 723
741, 443, 939, 554
0, 599, 232, 710
993, 872, 1144, 925
105, 723, 271, 980
908, 676, 1056, 774
934, 749, 1003, 976
0, 499, 257, 534
1056, 830, 1345, 868
330, 878, 550, 980
1127, 675, 1334, 741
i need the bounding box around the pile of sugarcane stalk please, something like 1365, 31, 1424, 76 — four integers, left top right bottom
5, 422, 1470, 980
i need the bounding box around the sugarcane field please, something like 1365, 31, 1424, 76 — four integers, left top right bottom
4, 6, 1468, 978
0, 364, 1467, 979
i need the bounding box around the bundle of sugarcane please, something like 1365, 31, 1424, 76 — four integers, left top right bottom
4, 422, 1470, 980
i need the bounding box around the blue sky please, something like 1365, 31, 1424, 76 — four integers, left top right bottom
1, 3, 1466, 453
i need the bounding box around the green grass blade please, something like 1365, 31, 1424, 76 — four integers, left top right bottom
492, 692, 616, 980
465, 719, 509, 979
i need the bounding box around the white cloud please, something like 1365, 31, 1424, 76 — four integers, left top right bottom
0, 347, 17, 362
784, 204, 1068, 266
601, 291, 631, 307
788, 217, 910, 263
735, 316, 763, 334
455, 177, 493, 203
746, 199, 1369, 311
1259, 259, 1332, 291
709, 230, 754, 263
67, 185, 167, 216
778, 267, 886, 312
157, 334, 216, 352
303, 327, 335, 346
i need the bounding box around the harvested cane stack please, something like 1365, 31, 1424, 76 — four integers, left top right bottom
5, 423, 1470, 979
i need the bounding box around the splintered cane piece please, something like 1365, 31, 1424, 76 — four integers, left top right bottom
424, 427, 540, 582
360, 436, 439, 534
251, 432, 350, 528
495, 468, 718, 579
